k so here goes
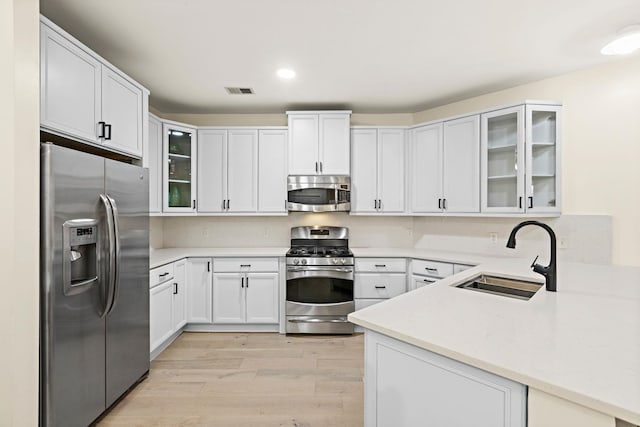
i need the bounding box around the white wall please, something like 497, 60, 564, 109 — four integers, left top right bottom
0, 0, 40, 425
413, 55, 640, 266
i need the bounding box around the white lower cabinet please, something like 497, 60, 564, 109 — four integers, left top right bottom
354, 258, 407, 313
212, 258, 279, 325
365, 330, 526, 427
186, 258, 213, 323
149, 259, 187, 354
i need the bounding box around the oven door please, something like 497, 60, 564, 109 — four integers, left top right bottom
286, 266, 354, 333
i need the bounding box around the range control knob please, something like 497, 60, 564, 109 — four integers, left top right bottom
301, 258, 307, 265
332, 258, 339, 265
341, 258, 347, 265
293, 258, 299, 265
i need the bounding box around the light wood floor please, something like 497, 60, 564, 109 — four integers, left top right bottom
98, 332, 365, 426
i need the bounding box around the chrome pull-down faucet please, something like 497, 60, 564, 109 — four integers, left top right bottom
506, 220, 557, 292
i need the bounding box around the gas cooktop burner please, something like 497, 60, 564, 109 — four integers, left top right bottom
286, 246, 353, 257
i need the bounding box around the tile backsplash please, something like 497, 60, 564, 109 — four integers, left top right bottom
152, 214, 611, 265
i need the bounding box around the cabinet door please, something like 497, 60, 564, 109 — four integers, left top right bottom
319, 114, 351, 175
101, 66, 143, 157
148, 115, 163, 213
40, 23, 101, 144
288, 114, 319, 175
164, 124, 197, 213
526, 105, 561, 214
412, 274, 438, 290
197, 129, 226, 212
227, 129, 258, 213
481, 106, 525, 213
212, 273, 245, 323
351, 129, 379, 213
443, 115, 480, 213
378, 129, 405, 213
186, 258, 212, 323
411, 123, 443, 213
149, 281, 174, 353
172, 259, 187, 331
258, 130, 287, 213
245, 273, 279, 324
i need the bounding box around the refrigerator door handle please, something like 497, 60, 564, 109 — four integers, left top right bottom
99, 194, 117, 318
106, 195, 121, 315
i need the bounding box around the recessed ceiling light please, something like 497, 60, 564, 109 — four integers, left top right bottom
277, 68, 296, 79
601, 25, 640, 55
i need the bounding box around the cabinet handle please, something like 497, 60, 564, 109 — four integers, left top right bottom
207, 261, 211, 272
173, 283, 178, 294
374, 285, 386, 289
423, 279, 436, 284
425, 267, 438, 272
104, 124, 112, 140
438, 198, 442, 209
246, 277, 249, 288
227, 199, 230, 210
98, 121, 106, 138
159, 272, 169, 277
378, 199, 382, 210
320, 162, 323, 173
528, 196, 533, 209
519, 197, 523, 209
193, 200, 196, 209
442, 198, 447, 210
315, 162, 318, 173
374, 264, 386, 268
241, 277, 244, 288
240, 264, 251, 268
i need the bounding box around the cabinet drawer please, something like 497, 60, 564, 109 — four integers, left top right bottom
453, 263, 474, 274
412, 274, 439, 290
355, 273, 406, 299
412, 259, 453, 278
150, 263, 174, 288
355, 258, 406, 273
355, 298, 386, 311
213, 257, 279, 273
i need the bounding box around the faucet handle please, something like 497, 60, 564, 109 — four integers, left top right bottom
530, 255, 539, 268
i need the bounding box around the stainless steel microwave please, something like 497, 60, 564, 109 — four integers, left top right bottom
287, 175, 351, 212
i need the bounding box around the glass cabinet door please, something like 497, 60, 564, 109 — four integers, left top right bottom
526, 105, 561, 213
163, 123, 196, 212
481, 106, 525, 213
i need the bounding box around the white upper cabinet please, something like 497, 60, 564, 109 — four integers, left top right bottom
288, 111, 351, 175
410, 123, 443, 213
148, 114, 162, 213
442, 115, 480, 213
258, 129, 288, 213
481, 103, 561, 214
163, 123, 197, 213
410, 116, 480, 213
197, 128, 258, 213
40, 17, 147, 158
351, 128, 405, 214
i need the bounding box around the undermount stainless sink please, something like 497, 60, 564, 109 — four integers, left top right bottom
455, 274, 542, 301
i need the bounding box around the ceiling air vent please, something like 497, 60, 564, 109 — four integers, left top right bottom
225, 87, 255, 95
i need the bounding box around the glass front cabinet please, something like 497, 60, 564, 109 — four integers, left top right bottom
163, 123, 197, 213
480, 103, 561, 214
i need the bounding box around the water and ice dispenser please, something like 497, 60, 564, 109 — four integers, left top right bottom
62, 219, 99, 295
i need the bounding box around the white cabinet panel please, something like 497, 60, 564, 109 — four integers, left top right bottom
214, 258, 279, 273
40, 23, 101, 143
197, 129, 226, 213
412, 259, 454, 278
149, 281, 174, 353
378, 129, 405, 213
258, 130, 287, 213
245, 273, 279, 324
212, 273, 245, 323
411, 123, 443, 213
355, 258, 406, 273
227, 130, 258, 213
163, 123, 197, 213
288, 114, 318, 175
186, 258, 212, 323
150, 263, 174, 288
351, 129, 378, 213
355, 274, 406, 299
412, 274, 439, 289
172, 259, 187, 331
148, 115, 162, 213
365, 331, 526, 427
101, 66, 143, 156
443, 115, 480, 213
319, 114, 351, 175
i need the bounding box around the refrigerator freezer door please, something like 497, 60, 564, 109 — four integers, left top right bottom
41, 143, 107, 427
104, 159, 150, 407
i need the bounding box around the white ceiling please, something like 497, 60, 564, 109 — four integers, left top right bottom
40, 0, 640, 114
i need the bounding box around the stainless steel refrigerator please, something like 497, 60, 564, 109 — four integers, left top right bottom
40, 142, 149, 427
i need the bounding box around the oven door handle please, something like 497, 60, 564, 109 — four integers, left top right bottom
287, 266, 353, 273
288, 318, 350, 323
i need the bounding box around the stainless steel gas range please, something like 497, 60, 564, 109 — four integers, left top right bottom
285, 226, 354, 334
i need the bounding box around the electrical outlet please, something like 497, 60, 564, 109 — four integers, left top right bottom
489, 232, 498, 244
558, 236, 568, 249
